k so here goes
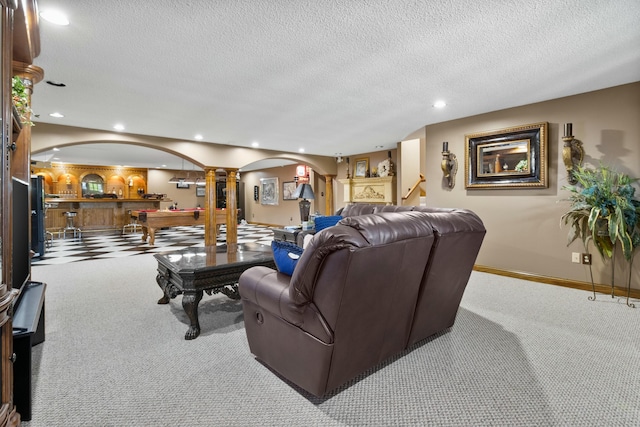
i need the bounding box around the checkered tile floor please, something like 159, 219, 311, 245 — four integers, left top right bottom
32, 224, 275, 265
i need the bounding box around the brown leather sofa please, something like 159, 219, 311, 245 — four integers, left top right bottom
238, 205, 486, 396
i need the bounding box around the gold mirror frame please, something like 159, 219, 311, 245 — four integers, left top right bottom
465, 122, 548, 189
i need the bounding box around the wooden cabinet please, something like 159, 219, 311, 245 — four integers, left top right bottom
1, 1, 43, 424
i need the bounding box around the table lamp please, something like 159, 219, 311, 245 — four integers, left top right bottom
292, 183, 315, 223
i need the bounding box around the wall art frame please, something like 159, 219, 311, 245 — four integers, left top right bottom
282, 181, 297, 200
195, 186, 205, 197
354, 158, 369, 178
465, 122, 548, 189
260, 177, 279, 205
176, 180, 190, 189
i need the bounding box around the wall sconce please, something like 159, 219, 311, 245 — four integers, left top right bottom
562, 123, 584, 185
441, 141, 457, 189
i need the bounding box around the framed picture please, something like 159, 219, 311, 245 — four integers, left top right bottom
282, 181, 297, 200
176, 180, 190, 189
196, 186, 205, 197
260, 177, 279, 205
465, 122, 548, 189
354, 158, 369, 178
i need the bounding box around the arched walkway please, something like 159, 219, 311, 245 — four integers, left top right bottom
31, 123, 338, 244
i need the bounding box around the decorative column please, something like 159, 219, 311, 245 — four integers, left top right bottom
204, 167, 217, 246
12, 62, 44, 182
225, 169, 238, 247
324, 175, 334, 215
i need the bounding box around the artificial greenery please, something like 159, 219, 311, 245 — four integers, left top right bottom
12, 75, 33, 126
561, 165, 640, 261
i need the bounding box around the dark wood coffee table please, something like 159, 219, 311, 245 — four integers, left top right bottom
154, 243, 275, 340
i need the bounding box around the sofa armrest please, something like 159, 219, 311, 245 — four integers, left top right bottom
239, 266, 297, 319
239, 266, 334, 343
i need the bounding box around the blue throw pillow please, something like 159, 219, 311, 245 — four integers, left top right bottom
314, 215, 342, 231
271, 240, 304, 276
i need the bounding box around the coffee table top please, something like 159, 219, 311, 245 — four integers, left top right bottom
154, 242, 273, 273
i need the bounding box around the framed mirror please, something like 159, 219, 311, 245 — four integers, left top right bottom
81, 173, 105, 197
465, 122, 548, 189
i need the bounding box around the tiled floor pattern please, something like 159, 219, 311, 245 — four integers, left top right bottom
32, 224, 274, 265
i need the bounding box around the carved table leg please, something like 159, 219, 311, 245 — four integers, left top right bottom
182, 290, 203, 340
141, 226, 148, 242
149, 227, 156, 245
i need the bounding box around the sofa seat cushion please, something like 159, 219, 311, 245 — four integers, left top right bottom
271, 240, 304, 276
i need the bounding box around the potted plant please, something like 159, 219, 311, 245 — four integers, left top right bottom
561, 165, 640, 305
12, 75, 33, 126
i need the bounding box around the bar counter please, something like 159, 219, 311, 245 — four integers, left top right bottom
44, 198, 164, 235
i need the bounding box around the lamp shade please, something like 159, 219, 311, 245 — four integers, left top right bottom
292, 183, 315, 200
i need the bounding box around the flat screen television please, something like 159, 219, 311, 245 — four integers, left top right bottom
12, 177, 30, 297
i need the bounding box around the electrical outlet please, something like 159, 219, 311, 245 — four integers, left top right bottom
572, 252, 581, 263
582, 253, 592, 265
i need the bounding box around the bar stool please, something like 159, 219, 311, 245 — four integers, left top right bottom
63, 211, 82, 239
45, 230, 54, 248
122, 210, 142, 235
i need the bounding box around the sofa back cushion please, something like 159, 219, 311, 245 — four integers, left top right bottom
290, 212, 437, 377
406, 208, 486, 345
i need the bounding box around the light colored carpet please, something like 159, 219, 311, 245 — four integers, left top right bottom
23, 254, 640, 426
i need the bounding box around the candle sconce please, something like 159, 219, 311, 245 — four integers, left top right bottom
561, 123, 584, 185
441, 142, 457, 189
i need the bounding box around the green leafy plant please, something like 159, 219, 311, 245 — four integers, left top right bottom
12, 75, 34, 126
561, 165, 640, 261
514, 159, 528, 172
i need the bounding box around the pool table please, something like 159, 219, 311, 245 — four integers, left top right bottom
131, 208, 228, 245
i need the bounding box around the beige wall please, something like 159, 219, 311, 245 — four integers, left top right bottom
242, 165, 319, 226
29, 83, 640, 290
147, 169, 204, 210
420, 82, 640, 290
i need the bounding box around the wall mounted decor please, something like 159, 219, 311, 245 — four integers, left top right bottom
440, 141, 458, 189
561, 122, 585, 185
283, 181, 297, 200
260, 177, 279, 205
465, 122, 548, 189
354, 158, 369, 178
196, 186, 205, 197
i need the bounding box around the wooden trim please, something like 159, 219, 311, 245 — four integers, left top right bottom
13, 0, 40, 64
401, 173, 425, 200
473, 265, 640, 299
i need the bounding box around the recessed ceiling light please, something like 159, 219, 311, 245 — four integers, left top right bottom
53, 147, 60, 151
40, 10, 70, 26
433, 100, 447, 109
113, 124, 125, 131
49, 112, 64, 118
251, 142, 259, 148
298, 148, 305, 153
194, 134, 203, 140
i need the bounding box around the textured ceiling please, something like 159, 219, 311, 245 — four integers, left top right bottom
30, 0, 640, 169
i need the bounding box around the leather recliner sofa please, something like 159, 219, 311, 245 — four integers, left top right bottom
238, 205, 486, 396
